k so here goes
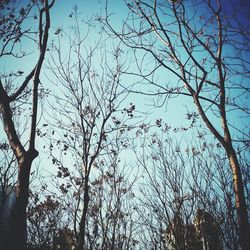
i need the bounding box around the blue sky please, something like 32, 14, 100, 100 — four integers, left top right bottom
1, 0, 249, 163
0, 3, 249, 244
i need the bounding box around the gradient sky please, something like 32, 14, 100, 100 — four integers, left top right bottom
1, 0, 249, 157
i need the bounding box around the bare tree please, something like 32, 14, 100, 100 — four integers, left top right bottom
84, 150, 139, 250
42, 16, 138, 249
0, 0, 55, 248
101, 0, 250, 248
134, 124, 241, 249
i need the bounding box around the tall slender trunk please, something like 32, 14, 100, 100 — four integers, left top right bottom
193, 96, 249, 249
77, 180, 90, 250
226, 146, 249, 250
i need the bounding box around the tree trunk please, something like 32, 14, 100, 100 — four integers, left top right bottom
193, 96, 249, 249
4, 151, 38, 250
226, 147, 249, 250
77, 182, 89, 250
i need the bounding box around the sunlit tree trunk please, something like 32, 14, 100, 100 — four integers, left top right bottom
193, 92, 249, 250
226, 146, 249, 250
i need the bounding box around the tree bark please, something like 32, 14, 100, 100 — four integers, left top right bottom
77, 181, 90, 250
193, 94, 249, 250
225, 146, 249, 250
7, 151, 38, 250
